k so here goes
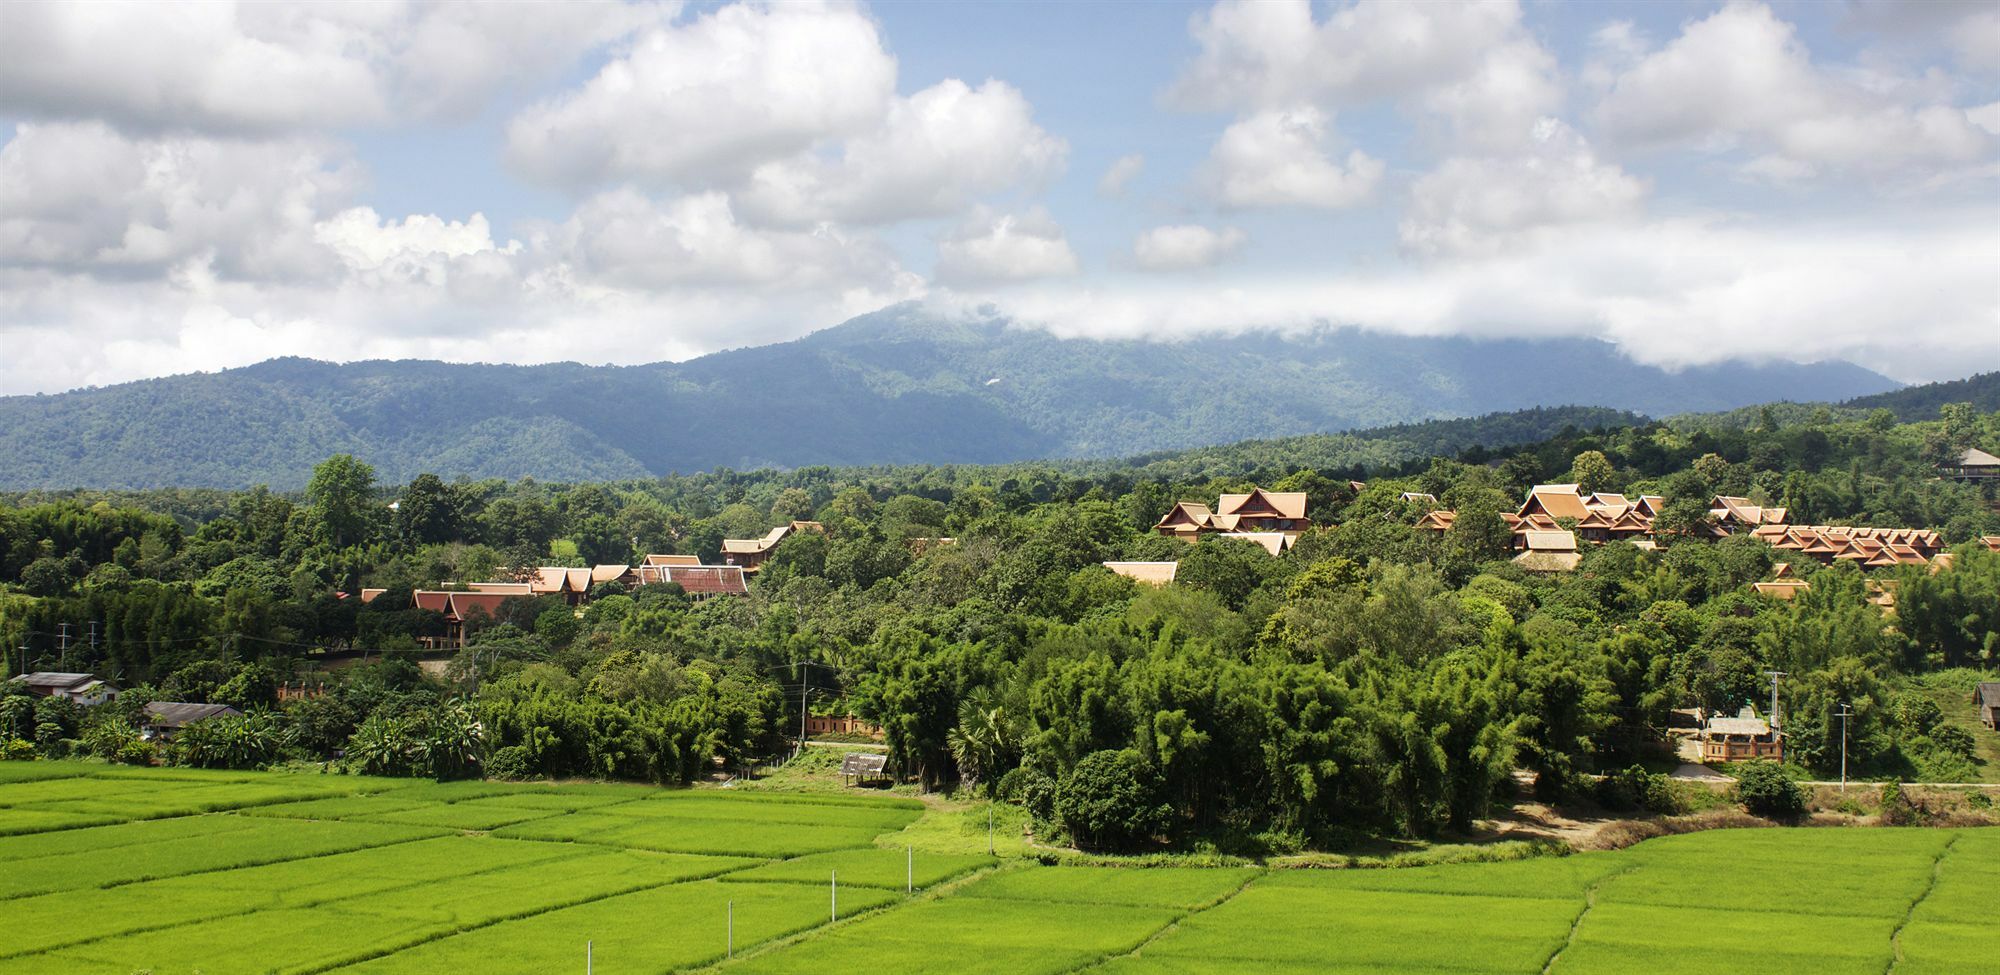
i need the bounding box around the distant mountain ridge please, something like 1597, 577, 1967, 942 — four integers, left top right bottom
0, 306, 1903, 489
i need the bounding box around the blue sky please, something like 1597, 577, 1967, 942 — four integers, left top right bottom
1, 0, 1995, 395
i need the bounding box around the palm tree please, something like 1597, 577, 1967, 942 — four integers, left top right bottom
946, 693, 1018, 796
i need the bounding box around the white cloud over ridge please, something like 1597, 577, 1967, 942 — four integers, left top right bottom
935, 208, 1080, 286
954, 211, 2000, 384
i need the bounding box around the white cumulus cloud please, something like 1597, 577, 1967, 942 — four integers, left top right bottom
1098, 154, 1145, 196
1132, 225, 1247, 271
738, 78, 1067, 226
1595, 2, 1995, 181
505, 1, 897, 190
0, 0, 672, 132
1401, 118, 1649, 256
1206, 107, 1382, 209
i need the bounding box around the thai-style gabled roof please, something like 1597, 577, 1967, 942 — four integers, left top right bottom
413, 590, 453, 612
590, 564, 631, 584
1586, 492, 1630, 509
1414, 510, 1457, 532
1218, 532, 1291, 555
1153, 501, 1215, 533
644, 554, 702, 566
1513, 549, 1583, 572
467, 582, 533, 595
1520, 484, 1590, 521
1103, 561, 1178, 585
359, 588, 386, 603
1215, 489, 1308, 521
1954, 446, 2000, 467
1522, 529, 1578, 552
634, 564, 749, 595
721, 522, 823, 557
1709, 496, 1788, 526
447, 591, 517, 620
1752, 580, 1810, 599
1636, 495, 1667, 517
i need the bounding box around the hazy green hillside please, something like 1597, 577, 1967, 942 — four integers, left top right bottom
0, 306, 1899, 489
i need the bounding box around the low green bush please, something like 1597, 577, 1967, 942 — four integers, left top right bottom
1733, 761, 1806, 818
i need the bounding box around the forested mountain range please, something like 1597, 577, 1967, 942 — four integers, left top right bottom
0, 306, 1904, 489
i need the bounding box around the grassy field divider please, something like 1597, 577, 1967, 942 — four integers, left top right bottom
693, 860, 1013, 972
1885, 831, 1959, 975
1063, 868, 1266, 974
1540, 861, 1639, 974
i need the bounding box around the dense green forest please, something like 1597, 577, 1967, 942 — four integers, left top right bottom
3, 397, 1997, 850
0, 306, 1902, 489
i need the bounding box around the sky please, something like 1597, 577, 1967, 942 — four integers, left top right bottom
1, 0, 1996, 396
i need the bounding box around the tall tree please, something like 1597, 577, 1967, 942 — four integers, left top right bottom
306, 455, 377, 550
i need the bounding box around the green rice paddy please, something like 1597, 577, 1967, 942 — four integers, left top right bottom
0, 762, 1989, 974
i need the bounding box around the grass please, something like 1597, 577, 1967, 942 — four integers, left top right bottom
723, 848, 994, 890
1903, 668, 2000, 783
0, 764, 1994, 974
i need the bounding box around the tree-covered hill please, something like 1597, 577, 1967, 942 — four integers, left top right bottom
0, 306, 1901, 489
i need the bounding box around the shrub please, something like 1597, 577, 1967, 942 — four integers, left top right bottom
486, 744, 533, 780
1592, 766, 1677, 814
1, 738, 35, 761
171, 712, 283, 769
1878, 781, 1917, 825
1733, 761, 1806, 819
1055, 749, 1171, 852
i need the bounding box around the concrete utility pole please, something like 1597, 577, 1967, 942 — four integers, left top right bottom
907, 845, 913, 894
585, 941, 592, 975
727, 900, 733, 959
1764, 670, 1788, 734
797, 662, 810, 761
57, 623, 71, 670
1836, 703, 1854, 793
831, 870, 837, 922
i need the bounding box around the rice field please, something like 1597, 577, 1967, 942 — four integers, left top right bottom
0, 762, 1991, 974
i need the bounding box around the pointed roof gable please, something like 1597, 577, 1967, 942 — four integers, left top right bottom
1153, 501, 1214, 532
1520, 484, 1590, 521
1216, 489, 1307, 521
1955, 446, 2000, 467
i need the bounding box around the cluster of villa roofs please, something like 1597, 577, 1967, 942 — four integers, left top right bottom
1412, 483, 1966, 573
1104, 480, 1991, 585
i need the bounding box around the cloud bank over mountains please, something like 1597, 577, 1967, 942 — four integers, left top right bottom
1, 0, 1994, 396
